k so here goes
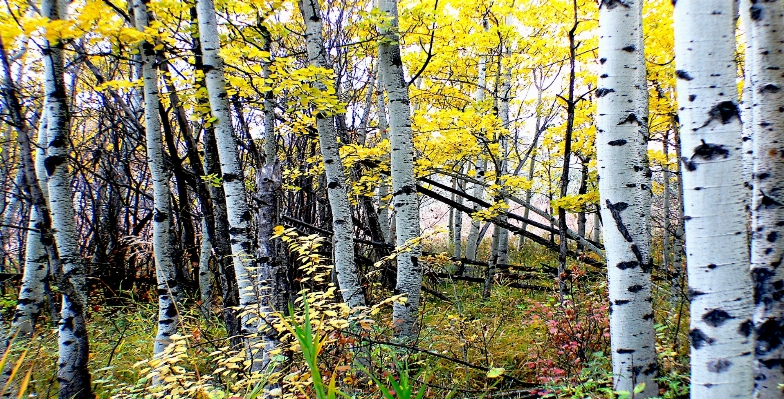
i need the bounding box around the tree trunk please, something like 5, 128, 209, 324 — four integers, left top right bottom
577, 162, 588, 252
465, 39, 488, 262
465, 158, 485, 261
596, 0, 658, 395
12, 115, 49, 337
740, 0, 755, 212
255, 163, 282, 369
663, 127, 673, 307
452, 165, 464, 259
592, 209, 601, 242
260, 26, 277, 165
199, 218, 213, 319
196, 0, 269, 369
746, 0, 784, 394
376, 68, 392, 244
671, 117, 685, 309
188, 4, 242, 349
41, 0, 92, 395
298, 0, 366, 309
378, 0, 422, 338
133, 0, 181, 356
519, 73, 545, 250
674, 0, 754, 396
557, 0, 578, 302
495, 40, 512, 266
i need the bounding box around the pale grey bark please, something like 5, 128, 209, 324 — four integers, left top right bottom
633, 0, 653, 273
596, 0, 658, 396
592, 211, 601, 242
261, 26, 277, 166
465, 47, 488, 262
196, 0, 268, 369
663, 127, 674, 307
674, 0, 754, 396
12, 116, 49, 337
298, 0, 366, 309
133, 0, 181, 356
41, 0, 91, 395
672, 123, 685, 308
745, 0, 784, 395
378, 0, 422, 338
255, 163, 282, 371
740, 0, 755, 210
464, 158, 485, 261
519, 71, 545, 250
199, 219, 213, 319
376, 71, 392, 244
452, 164, 464, 259
495, 46, 512, 266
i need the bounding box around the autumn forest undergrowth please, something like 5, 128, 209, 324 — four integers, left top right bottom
0, 239, 689, 399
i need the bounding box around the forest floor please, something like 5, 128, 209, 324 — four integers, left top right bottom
1, 242, 690, 398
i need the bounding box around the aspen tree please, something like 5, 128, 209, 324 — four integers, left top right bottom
465, 46, 488, 262
1, 37, 50, 338
199, 218, 213, 318
674, 0, 754, 396
132, 0, 181, 356
298, 0, 366, 309
12, 115, 48, 337
378, 0, 422, 338
196, 0, 272, 369
40, 0, 92, 395
745, 0, 784, 394
376, 70, 392, 244
596, 0, 658, 396
740, 0, 755, 208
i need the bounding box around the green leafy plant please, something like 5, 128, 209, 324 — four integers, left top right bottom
287, 297, 345, 399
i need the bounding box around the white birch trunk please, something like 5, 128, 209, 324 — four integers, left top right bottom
199, 218, 213, 318
464, 158, 485, 261
12, 115, 49, 337
452, 164, 464, 259
262, 26, 277, 166
255, 163, 282, 371
133, 0, 181, 356
592, 211, 602, 242
378, 0, 422, 338
596, 0, 658, 396
674, 1, 754, 397
495, 46, 512, 266
42, 0, 91, 395
740, 0, 755, 209
376, 71, 392, 244
196, 0, 269, 369
298, 0, 366, 309
465, 49, 488, 262
745, 0, 784, 395
633, 0, 653, 271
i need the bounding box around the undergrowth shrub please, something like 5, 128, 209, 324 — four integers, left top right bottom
520, 274, 610, 385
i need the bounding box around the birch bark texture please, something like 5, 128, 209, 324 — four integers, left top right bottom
740, 0, 755, 209
376, 70, 392, 244
133, 0, 181, 356
42, 0, 92, 395
298, 0, 366, 309
596, 0, 658, 396
745, 0, 784, 395
378, 0, 422, 338
199, 218, 213, 318
673, 1, 754, 397
12, 115, 49, 337
195, 0, 267, 368
465, 50, 488, 262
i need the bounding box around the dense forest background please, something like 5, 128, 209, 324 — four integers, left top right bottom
0, 0, 779, 397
